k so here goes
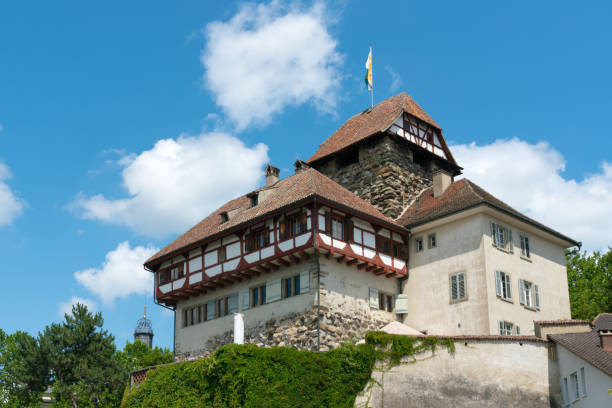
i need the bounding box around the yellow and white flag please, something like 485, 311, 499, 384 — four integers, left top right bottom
364, 46, 373, 91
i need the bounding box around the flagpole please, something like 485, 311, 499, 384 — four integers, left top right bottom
370, 44, 373, 109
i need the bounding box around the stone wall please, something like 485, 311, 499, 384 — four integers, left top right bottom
314, 135, 433, 220
354, 338, 563, 408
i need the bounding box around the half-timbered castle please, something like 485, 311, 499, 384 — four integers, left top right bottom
144, 92, 578, 360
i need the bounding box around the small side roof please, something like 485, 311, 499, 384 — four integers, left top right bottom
593, 313, 612, 332
307, 92, 458, 167
145, 168, 403, 267
549, 329, 612, 377
399, 178, 579, 247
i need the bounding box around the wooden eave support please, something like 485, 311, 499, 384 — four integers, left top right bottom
277, 258, 290, 267
366, 264, 378, 272
336, 254, 346, 263
288, 254, 300, 264
297, 251, 310, 260
357, 261, 368, 270
255, 265, 271, 274
346, 258, 358, 266
385, 271, 397, 278
374, 267, 386, 275
265, 262, 279, 271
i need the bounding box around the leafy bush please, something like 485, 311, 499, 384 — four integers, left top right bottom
122, 333, 454, 408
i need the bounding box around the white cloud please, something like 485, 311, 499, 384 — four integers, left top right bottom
0, 161, 25, 226
202, 0, 343, 130
72, 132, 269, 237
59, 296, 98, 317
74, 241, 159, 306
384, 66, 402, 93
452, 138, 612, 252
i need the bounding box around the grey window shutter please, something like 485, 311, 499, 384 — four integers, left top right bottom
495, 270, 502, 297
300, 270, 310, 294
369, 288, 379, 308
534, 284, 540, 310
519, 279, 526, 305
206, 300, 215, 320
458, 273, 466, 299
498, 320, 504, 335
515, 325, 521, 335
491, 222, 497, 246
266, 279, 282, 303
450, 275, 458, 300
508, 229, 513, 252
240, 288, 250, 311
228, 293, 238, 314
506, 274, 512, 299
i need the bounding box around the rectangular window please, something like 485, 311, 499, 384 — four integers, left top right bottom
218, 246, 226, 263
288, 212, 308, 237
495, 271, 512, 300
450, 272, 467, 301
563, 377, 569, 404
183, 309, 189, 327
519, 234, 530, 258
331, 216, 344, 240
282, 276, 301, 298
491, 222, 513, 252
519, 279, 539, 309
251, 285, 266, 307
580, 367, 586, 396
376, 236, 392, 255
569, 372, 579, 401
171, 263, 185, 280
159, 269, 171, 284
428, 233, 436, 249
206, 300, 215, 320
386, 295, 393, 312
415, 237, 423, 252
498, 320, 514, 336
376, 291, 394, 312
245, 229, 270, 252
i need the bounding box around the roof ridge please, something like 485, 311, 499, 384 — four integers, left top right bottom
463, 178, 486, 202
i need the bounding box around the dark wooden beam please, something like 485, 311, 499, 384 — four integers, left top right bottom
288, 254, 300, 264
277, 258, 290, 267
357, 261, 368, 270
336, 254, 346, 263
385, 271, 397, 278
374, 267, 386, 275
346, 258, 358, 266
298, 251, 310, 260
366, 264, 378, 272
265, 262, 279, 271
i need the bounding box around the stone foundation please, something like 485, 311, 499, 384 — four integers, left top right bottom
175, 305, 393, 362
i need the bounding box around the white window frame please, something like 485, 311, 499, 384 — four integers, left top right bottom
495, 270, 512, 301
449, 271, 467, 302
519, 233, 531, 259
519, 279, 540, 310
428, 233, 436, 249
491, 222, 513, 252
569, 371, 580, 401
415, 237, 423, 252
498, 320, 514, 336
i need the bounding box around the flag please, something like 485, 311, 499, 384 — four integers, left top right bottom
364, 47, 372, 91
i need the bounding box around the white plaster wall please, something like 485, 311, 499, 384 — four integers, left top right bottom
405, 214, 489, 335
356, 339, 560, 408
175, 262, 316, 356
555, 344, 612, 407
483, 216, 571, 335
319, 257, 398, 322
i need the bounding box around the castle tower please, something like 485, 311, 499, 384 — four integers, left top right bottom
134, 305, 154, 348
307, 92, 462, 219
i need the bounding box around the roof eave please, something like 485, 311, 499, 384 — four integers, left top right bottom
405, 201, 580, 247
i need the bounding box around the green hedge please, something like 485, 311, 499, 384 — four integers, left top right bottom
122, 344, 375, 408
121, 333, 454, 408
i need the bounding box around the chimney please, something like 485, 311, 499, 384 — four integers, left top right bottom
600, 330, 612, 351
433, 169, 452, 197
294, 159, 311, 173
265, 164, 280, 187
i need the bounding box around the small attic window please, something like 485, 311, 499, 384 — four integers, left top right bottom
220, 212, 229, 223
248, 193, 258, 208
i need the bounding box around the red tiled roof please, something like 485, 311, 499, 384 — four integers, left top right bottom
398, 178, 578, 246
395, 334, 547, 343
307, 92, 457, 166
549, 330, 612, 377
145, 168, 402, 266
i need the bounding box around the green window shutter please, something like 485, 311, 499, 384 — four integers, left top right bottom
515, 325, 521, 335
458, 273, 466, 299
228, 293, 238, 314
498, 320, 504, 335
369, 288, 379, 309
450, 275, 458, 300
534, 284, 540, 310
206, 300, 215, 320
491, 222, 497, 247
508, 229, 514, 252
299, 270, 310, 294
519, 279, 526, 305
266, 279, 282, 303
495, 270, 502, 297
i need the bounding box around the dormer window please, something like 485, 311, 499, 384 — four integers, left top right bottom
220, 212, 229, 223
248, 193, 258, 208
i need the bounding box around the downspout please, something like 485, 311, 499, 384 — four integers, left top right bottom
314, 197, 321, 352
145, 265, 176, 358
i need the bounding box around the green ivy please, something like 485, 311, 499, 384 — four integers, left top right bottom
121, 333, 454, 408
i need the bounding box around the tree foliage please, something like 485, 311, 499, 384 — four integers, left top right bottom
566, 247, 612, 320
116, 340, 173, 373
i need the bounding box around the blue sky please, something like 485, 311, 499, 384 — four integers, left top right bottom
0, 1, 610, 350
